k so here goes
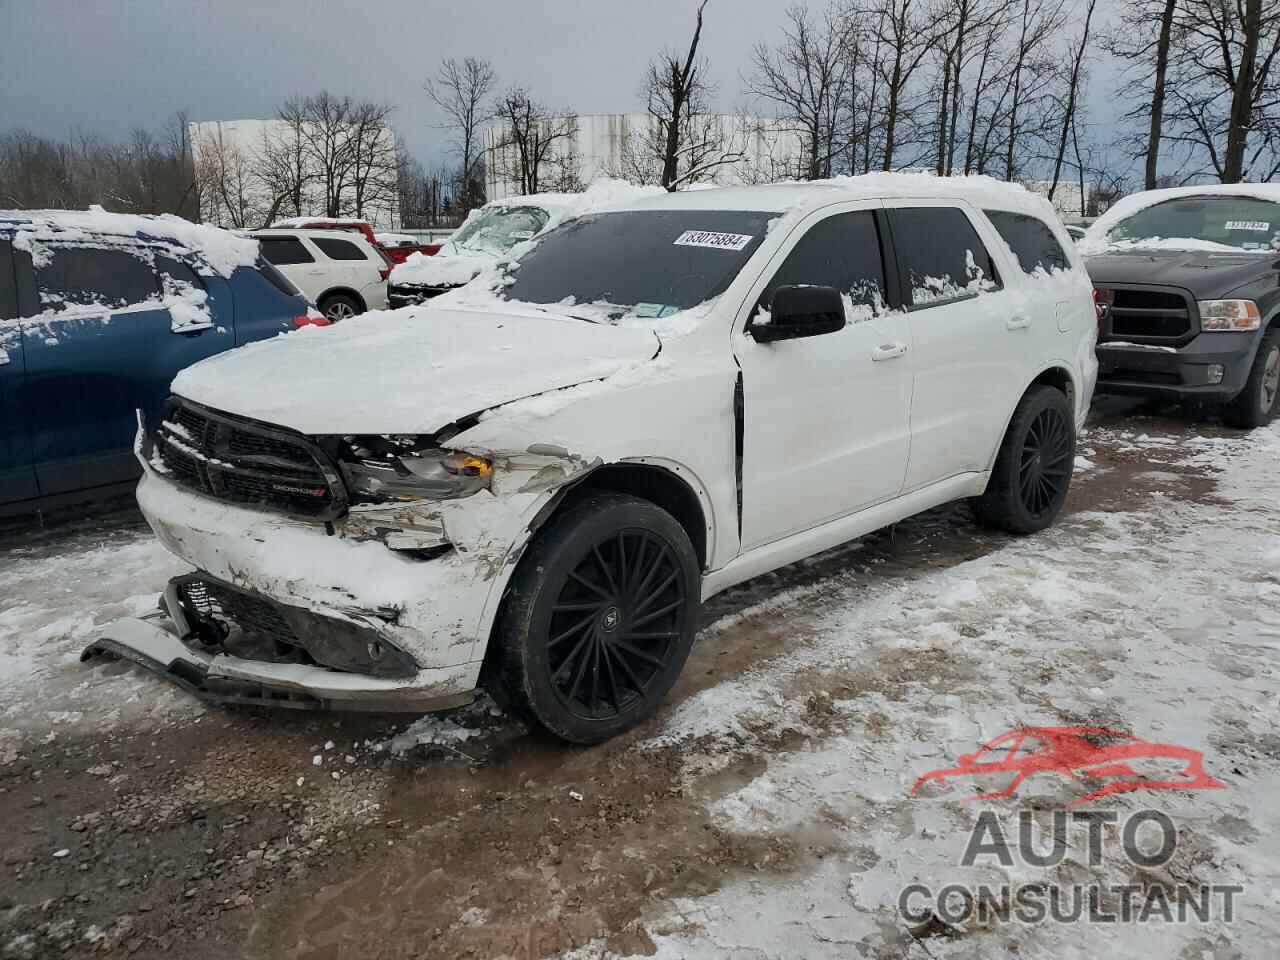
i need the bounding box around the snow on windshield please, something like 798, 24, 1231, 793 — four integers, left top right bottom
1080, 184, 1280, 255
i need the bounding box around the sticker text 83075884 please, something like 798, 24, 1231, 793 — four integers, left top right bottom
673, 230, 755, 251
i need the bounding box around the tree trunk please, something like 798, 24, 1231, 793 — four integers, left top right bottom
1144, 0, 1177, 189
1223, 0, 1262, 182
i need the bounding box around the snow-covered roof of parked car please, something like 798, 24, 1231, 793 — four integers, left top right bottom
0, 206, 259, 278
1079, 183, 1280, 255
619, 173, 1064, 220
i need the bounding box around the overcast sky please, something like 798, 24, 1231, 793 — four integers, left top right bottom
0, 0, 1117, 171
0, 0, 810, 165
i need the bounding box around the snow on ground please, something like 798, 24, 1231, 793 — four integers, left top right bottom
0, 526, 196, 752
582, 421, 1280, 959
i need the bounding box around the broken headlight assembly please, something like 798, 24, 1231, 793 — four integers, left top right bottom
339, 436, 493, 504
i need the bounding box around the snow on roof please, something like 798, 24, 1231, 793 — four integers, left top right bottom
271, 216, 372, 228
1079, 183, 1280, 255
0, 206, 259, 278
622, 173, 1063, 220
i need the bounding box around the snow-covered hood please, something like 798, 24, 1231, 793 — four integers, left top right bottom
171, 306, 660, 436
388, 248, 494, 289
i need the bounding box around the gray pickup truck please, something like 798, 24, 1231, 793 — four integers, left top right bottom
1082, 187, 1280, 428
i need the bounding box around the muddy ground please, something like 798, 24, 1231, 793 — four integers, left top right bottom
0, 398, 1270, 959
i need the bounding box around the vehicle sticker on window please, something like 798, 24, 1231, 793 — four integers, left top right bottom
673, 230, 754, 251
632, 302, 680, 318
1224, 220, 1271, 231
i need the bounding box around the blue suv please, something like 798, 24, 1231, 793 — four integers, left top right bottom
0, 211, 312, 518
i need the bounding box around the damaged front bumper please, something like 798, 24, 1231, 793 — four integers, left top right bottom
82, 611, 475, 713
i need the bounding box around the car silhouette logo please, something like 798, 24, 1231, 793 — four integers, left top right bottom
911, 727, 1225, 806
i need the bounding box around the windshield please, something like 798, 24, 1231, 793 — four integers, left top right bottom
452, 205, 550, 256
1107, 196, 1280, 252
499, 209, 772, 323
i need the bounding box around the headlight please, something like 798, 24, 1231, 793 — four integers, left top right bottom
341, 437, 493, 503
1198, 299, 1261, 332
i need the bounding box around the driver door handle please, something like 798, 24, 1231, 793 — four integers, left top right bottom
871, 342, 908, 362
1006, 314, 1031, 331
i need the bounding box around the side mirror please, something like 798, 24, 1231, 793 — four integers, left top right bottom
751, 284, 846, 343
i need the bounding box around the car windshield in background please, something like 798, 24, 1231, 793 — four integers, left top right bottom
499, 209, 772, 323
452, 205, 550, 256
1107, 196, 1280, 252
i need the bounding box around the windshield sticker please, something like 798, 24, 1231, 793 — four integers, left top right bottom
673, 230, 754, 251
1224, 220, 1271, 232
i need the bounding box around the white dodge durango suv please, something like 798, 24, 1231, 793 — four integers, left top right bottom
92, 175, 1097, 743
254, 228, 390, 321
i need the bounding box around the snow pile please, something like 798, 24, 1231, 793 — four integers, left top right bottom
161, 277, 213, 333
390, 251, 494, 288
1079, 182, 1280, 255
6, 206, 258, 277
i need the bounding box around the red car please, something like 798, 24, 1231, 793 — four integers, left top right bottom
911, 727, 1225, 806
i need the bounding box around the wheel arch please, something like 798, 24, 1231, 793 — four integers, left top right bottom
317, 287, 367, 312
984, 364, 1078, 473
528, 459, 714, 573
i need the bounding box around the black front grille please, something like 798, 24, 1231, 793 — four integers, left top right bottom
1101, 287, 1194, 341
173, 574, 417, 679
154, 399, 341, 518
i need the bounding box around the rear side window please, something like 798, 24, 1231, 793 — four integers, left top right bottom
258, 237, 315, 265
0, 239, 16, 320
35, 246, 159, 312
256, 259, 302, 298
761, 211, 887, 313
312, 237, 368, 261
985, 210, 1069, 275
888, 207, 1001, 308
155, 255, 204, 290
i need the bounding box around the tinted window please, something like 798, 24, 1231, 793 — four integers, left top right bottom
889, 207, 1000, 308
1105, 196, 1280, 251
155, 255, 204, 290
256, 259, 303, 298
760, 212, 886, 313
258, 236, 315, 265
313, 237, 368, 261
500, 210, 771, 323
985, 210, 1069, 274
0, 239, 16, 320
35, 245, 159, 312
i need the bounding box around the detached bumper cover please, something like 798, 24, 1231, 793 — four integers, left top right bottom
82, 614, 476, 713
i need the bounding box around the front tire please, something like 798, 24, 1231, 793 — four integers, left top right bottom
1223, 330, 1279, 429
973, 384, 1075, 534
492, 493, 701, 744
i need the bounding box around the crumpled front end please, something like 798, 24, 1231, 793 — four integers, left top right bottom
87, 411, 600, 711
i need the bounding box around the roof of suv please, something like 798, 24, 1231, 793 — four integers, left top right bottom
253, 228, 378, 245
0, 207, 259, 277
621, 173, 1060, 219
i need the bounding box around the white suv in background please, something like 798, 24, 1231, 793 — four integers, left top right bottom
96, 175, 1097, 744
253, 228, 390, 321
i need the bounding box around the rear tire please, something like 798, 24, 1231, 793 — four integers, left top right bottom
491, 493, 701, 744
319, 293, 361, 322
1222, 330, 1279, 429
974, 384, 1075, 534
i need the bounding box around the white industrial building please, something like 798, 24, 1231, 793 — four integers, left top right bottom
189, 119, 400, 229
484, 113, 806, 200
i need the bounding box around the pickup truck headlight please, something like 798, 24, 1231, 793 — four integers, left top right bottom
1198, 299, 1261, 332
340, 437, 492, 503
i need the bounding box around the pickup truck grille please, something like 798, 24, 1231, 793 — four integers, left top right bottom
155, 399, 343, 519
1099, 287, 1194, 341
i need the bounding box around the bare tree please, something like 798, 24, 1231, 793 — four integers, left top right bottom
193, 123, 259, 228
1047, 0, 1099, 200
426, 57, 497, 210
347, 100, 398, 219
1161, 0, 1280, 181
488, 88, 578, 195
863, 0, 940, 170
749, 3, 852, 179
